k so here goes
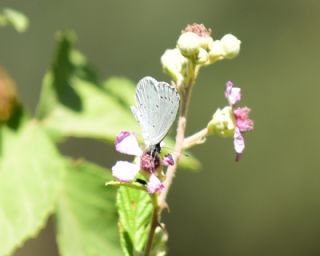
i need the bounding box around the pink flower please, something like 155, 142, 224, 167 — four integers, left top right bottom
112, 131, 173, 193
233, 107, 254, 133
225, 80, 241, 106
224, 81, 254, 161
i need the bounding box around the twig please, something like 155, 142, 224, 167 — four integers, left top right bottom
144, 65, 198, 256
183, 127, 208, 150
158, 79, 194, 209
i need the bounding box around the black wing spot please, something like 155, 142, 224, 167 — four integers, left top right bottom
156, 104, 159, 108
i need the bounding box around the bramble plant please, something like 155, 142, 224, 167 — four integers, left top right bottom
0, 10, 253, 256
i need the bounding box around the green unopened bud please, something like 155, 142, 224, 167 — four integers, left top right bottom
177, 32, 201, 58
0, 68, 18, 123
221, 34, 241, 59
208, 40, 225, 63
207, 106, 235, 137
161, 48, 188, 83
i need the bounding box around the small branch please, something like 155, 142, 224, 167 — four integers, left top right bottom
158, 66, 198, 209
183, 127, 208, 150
144, 64, 198, 256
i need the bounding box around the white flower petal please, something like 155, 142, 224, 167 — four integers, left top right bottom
234, 128, 245, 154
112, 161, 140, 182
115, 131, 142, 156
162, 154, 174, 166
225, 81, 241, 106
147, 174, 164, 194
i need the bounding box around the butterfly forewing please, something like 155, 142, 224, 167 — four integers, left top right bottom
155, 82, 180, 144
131, 76, 180, 147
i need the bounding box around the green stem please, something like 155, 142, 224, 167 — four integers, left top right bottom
158, 64, 198, 209
144, 205, 159, 256
144, 62, 199, 256
183, 127, 208, 150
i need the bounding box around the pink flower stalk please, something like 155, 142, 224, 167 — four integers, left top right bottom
112, 131, 173, 193
224, 81, 254, 161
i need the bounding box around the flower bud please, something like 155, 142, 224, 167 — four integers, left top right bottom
177, 32, 201, 58
199, 36, 214, 51
183, 23, 213, 50
208, 40, 225, 64
220, 34, 241, 59
0, 68, 18, 123
196, 48, 209, 65
161, 48, 188, 83
207, 106, 235, 137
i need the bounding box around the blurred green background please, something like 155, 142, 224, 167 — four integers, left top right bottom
1, 0, 320, 255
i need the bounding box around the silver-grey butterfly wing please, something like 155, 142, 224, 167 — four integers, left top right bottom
131, 76, 180, 147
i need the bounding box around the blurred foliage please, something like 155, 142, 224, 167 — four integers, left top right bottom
0, 118, 64, 256
37, 32, 138, 142
0, 8, 28, 32
56, 160, 121, 256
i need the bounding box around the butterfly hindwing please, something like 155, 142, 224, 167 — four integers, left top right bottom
131, 76, 180, 147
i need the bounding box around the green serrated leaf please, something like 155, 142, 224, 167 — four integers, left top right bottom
37, 32, 139, 142
0, 8, 29, 32
0, 122, 64, 256
117, 186, 154, 255
56, 159, 122, 256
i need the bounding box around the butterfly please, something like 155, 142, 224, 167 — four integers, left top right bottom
131, 76, 180, 155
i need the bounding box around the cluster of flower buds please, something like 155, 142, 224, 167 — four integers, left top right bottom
161, 23, 241, 84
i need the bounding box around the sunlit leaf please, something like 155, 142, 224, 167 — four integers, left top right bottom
117, 186, 153, 255
0, 122, 64, 255
56, 159, 122, 256
37, 32, 139, 142
0, 8, 29, 32
103, 77, 136, 109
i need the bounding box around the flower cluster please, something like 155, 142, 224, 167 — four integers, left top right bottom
208, 81, 254, 161
161, 23, 241, 84
111, 131, 174, 194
